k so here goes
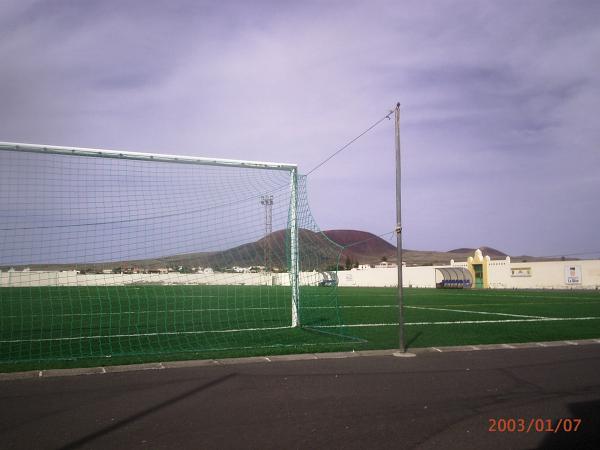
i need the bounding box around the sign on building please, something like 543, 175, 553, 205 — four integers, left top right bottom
565, 265, 582, 285
511, 267, 531, 277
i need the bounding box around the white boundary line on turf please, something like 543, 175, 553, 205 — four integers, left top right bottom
432, 292, 600, 301
410, 316, 600, 325
312, 316, 600, 328
0, 325, 293, 344
308, 305, 396, 309
3, 307, 289, 318
4, 305, 394, 319
414, 301, 600, 307
406, 305, 548, 319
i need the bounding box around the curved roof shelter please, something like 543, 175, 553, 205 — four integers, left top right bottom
435, 267, 473, 288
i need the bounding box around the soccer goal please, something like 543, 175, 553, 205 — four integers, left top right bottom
0, 142, 350, 364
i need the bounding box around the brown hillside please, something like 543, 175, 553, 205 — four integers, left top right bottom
7, 228, 566, 272
323, 230, 397, 264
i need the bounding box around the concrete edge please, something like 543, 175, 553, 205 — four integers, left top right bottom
161, 359, 219, 369
2, 338, 599, 380
43, 366, 107, 378
103, 362, 164, 374
215, 356, 271, 365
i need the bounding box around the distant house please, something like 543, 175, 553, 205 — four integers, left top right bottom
374, 261, 397, 269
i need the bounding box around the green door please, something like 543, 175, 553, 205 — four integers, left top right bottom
473, 264, 483, 288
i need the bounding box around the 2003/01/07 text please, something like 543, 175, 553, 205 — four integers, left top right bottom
488, 418, 582, 433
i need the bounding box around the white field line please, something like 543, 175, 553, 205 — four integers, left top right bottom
406, 305, 548, 319
311, 305, 396, 309
4, 316, 600, 344
404, 316, 600, 325
0, 325, 293, 344
4, 301, 593, 319
347, 292, 600, 302
429, 292, 600, 301
314, 301, 599, 311
313, 316, 600, 328
415, 301, 600, 307
3, 307, 289, 318
3, 305, 395, 319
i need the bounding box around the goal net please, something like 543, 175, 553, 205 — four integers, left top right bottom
0, 142, 351, 364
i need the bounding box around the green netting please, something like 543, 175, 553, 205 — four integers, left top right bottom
0, 145, 357, 364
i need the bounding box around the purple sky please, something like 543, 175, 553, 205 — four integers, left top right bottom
1, 0, 599, 257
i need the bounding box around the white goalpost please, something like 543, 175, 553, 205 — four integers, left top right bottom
0, 141, 301, 326
0, 141, 345, 363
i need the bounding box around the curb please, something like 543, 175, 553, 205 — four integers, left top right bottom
1, 338, 599, 381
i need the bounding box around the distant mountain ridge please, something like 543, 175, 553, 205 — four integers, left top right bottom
4, 229, 565, 271
323, 230, 396, 264
322, 231, 563, 265
447, 247, 508, 258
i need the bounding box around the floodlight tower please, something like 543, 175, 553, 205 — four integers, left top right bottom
260, 195, 274, 270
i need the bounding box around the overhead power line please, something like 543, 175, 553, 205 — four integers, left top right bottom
305, 109, 394, 176
341, 230, 396, 250
535, 250, 600, 258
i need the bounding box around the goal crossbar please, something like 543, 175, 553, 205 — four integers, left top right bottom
0, 141, 297, 171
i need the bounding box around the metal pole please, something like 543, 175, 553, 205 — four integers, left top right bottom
290, 169, 300, 327
395, 102, 406, 353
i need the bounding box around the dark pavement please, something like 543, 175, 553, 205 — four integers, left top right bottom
1, 344, 599, 449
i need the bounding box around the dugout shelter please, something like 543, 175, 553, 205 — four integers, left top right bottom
435, 267, 473, 289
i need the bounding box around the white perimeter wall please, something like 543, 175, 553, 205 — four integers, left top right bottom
0, 268, 435, 288
1, 260, 599, 289
0, 271, 279, 287
0, 271, 325, 287
507, 260, 600, 289
336, 267, 436, 288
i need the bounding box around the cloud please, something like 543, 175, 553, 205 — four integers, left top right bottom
1, 0, 599, 256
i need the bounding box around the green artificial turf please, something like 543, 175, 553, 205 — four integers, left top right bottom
1, 286, 599, 372
336, 287, 600, 350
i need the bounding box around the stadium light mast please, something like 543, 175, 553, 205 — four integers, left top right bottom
260, 195, 274, 270
393, 103, 414, 357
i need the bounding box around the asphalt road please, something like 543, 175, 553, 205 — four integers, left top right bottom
1, 344, 599, 449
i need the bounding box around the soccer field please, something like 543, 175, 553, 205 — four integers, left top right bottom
337, 287, 600, 350
1, 286, 600, 372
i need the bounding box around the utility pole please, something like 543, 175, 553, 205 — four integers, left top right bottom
393, 103, 414, 357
